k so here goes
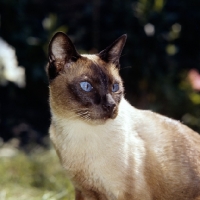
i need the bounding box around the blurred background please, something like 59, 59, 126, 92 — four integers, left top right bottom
0, 0, 200, 199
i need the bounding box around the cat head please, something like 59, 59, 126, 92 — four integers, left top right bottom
47, 32, 127, 124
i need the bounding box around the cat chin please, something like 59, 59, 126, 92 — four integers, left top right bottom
82, 115, 118, 126
84, 119, 112, 126
86, 112, 118, 125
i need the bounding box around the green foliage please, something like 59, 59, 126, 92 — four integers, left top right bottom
0, 149, 74, 200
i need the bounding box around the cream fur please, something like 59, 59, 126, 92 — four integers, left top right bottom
50, 98, 151, 199
50, 96, 200, 199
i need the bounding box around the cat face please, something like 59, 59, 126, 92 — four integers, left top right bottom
48, 32, 126, 124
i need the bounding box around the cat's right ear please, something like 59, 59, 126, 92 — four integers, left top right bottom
47, 32, 80, 80
98, 34, 127, 67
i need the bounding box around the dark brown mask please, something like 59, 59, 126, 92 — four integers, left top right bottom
47, 32, 127, 124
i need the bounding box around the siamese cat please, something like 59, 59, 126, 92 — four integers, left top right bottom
47, 32, 200, 200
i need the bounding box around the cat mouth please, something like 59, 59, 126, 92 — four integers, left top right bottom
76, 107, 118, 124
102, 107, 118, 120
109, 110, 118, 119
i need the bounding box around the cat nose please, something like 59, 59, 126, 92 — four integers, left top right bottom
102, 94, 116, 112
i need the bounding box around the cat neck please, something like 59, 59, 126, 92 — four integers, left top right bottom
49, 97, 145, 156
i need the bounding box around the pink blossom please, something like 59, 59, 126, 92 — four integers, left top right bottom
188, 69, 200, 91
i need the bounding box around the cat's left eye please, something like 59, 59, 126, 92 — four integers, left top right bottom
80, 81, 93, 92
112, 83, 119, 92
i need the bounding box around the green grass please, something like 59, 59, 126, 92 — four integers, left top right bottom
0, 147, 75, 200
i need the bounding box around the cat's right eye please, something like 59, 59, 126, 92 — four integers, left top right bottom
80, 81, 93, 92
112, 83, 119, 92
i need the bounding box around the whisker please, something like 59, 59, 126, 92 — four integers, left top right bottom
120, 66, 132, 70
120, 53, 127, 58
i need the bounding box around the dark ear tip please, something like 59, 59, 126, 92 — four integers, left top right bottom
50, 32, 67, 43
120, 34, 127, 41
53, 31, 67, 37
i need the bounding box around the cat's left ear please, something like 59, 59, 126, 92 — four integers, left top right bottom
48, 32, 81, 80
98, 34, 127, 67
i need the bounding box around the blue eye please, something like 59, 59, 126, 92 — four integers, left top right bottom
112, 83, 119, 92
80, 81, 93, 92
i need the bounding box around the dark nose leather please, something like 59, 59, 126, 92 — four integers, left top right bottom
102, 94, 116, 112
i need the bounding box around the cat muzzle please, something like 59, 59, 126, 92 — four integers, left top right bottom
102, 94, 117, 119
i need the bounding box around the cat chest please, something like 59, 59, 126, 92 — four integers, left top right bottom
50, 127, 128, 198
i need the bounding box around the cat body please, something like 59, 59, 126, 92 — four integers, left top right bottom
47, 32, 200, 200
